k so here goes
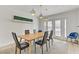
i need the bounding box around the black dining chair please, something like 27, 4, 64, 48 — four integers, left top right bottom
47, 30, 53, 48
33, 29, 36, 33
38, 30, 42, 32
33, 29, 36, 47
25, 30, 30, 34
35, 31, 48, 54
12, 32, 29, 54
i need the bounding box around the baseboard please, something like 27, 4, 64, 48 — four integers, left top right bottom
0, 42, 15, 50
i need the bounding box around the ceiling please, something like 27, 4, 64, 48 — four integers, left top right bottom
1, 5, 79, 16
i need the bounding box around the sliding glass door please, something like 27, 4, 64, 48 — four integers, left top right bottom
44, 21, 52, 34
43, 19, 66, 38
48, 21, 52, 31
55, 20, 61, 36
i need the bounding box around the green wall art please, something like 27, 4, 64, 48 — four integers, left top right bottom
14, 16, 33, 22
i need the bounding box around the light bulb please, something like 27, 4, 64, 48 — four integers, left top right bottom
39, 14, 43, 19
32, 13, 35, 16
31, 9, 36, 16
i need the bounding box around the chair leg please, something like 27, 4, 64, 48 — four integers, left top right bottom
15, 46, 17, 54
66, 37, 68, 41
41, 46, 43, 54
75, 39, 76, 42
49, 40, 50, 48
66, 38, 67, 41
24, 49, 26, 52
46, 42, 48, 52
51, 38, 53, 45
35, 44, 36, 53
19, 49, 21, 54
33, 40, 36, 53
71, 39, 72, 42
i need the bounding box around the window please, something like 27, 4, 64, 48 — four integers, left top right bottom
44, 21, 52, 32
48, 21, 52, 31
64, 19, 67, 37
44, 21, 47, 31
47, 21, 52, 35
55, 20, 61, 36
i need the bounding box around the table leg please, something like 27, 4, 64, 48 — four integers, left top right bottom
28, 41, 32, 54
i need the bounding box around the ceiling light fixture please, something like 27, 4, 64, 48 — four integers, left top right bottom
38, 5, 44, 19
31, 9, 36, 16
31, 5, 48, 20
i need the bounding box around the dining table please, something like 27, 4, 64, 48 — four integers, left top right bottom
18, 32, 44, 53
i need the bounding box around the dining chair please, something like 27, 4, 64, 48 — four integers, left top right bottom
38, 30, 43, 40
35, 31, 48, 54
25, 30, 30, 34
33, 29, 36, 33
33, 29, 36, 49
12, 32, 29, 54
47, 30, 53, 48
38, 30, 42, 32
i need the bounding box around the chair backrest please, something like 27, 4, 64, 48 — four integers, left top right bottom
69, 32, 79, 39
42, 31, 48, 43
33, 29, 36, 33
25, 30, 30, 34
38, 30, 42, 32
49, 30, 53, 39
12, 32, 21, 48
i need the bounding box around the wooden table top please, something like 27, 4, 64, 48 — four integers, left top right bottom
18, 32, 43, 41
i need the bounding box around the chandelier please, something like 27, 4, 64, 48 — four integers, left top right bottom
31, 9, 36, 16
30, 5, 48, 20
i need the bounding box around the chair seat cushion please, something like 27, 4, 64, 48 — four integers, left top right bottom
20, 42, 29, 50
35, 40, 45, 46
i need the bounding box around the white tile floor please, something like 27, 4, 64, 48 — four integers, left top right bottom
0, 39, 79, 54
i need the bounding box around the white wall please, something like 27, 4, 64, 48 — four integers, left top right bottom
38, 8, 79, 38
47, 8, 79, 37
0, 7, 38, 47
